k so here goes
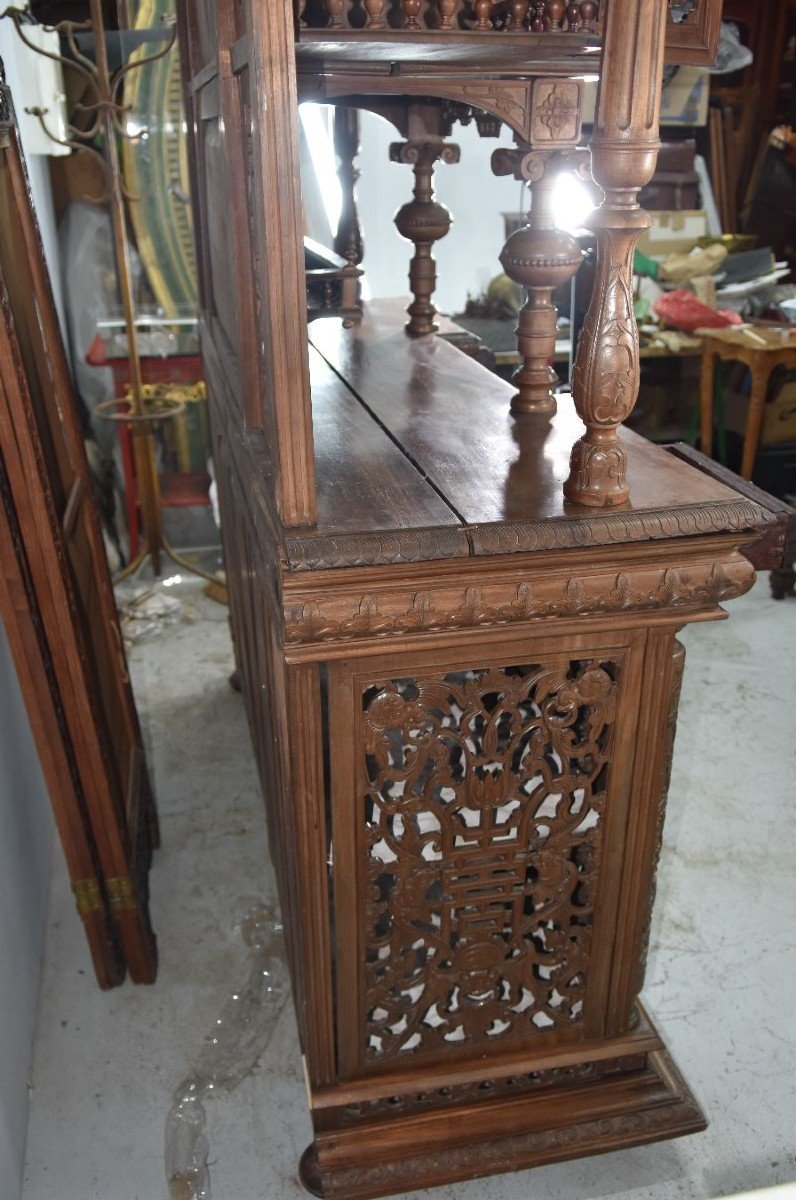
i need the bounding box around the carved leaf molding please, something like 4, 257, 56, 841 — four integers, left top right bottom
285, 561, 754, 645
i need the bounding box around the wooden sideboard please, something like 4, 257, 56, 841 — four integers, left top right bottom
175, 2, 784, 1196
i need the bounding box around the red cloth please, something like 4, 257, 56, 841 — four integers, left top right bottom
654, 289, 744, 333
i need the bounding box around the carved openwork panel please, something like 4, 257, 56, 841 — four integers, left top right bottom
356, 656, 620, 1068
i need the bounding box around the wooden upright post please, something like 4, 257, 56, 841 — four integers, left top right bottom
496, 147, 587, 416
392, 139, 460, 337
564, 0, 668, 507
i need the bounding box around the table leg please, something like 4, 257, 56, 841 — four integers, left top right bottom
699, 350, 715, 458
741, 363, 771, 481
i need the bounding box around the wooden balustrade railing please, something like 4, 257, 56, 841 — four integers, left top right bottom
299, 0, 600, 32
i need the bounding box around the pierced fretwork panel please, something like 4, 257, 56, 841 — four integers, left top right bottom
360, 658, 619, 1064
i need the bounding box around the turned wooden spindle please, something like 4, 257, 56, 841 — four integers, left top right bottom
564, 0, 668, 507
565, 1, 581, 30
391, 140, 460, 337
325, 0, 345, 28
364, 0, 387, 28
473, 0, 494, 29
546, 0, 565, 28
531, 1, 547, 31
438, 0, 457, 28
580, 0, 598, 30
496, 149, 585, 416
298, 0, 307, 27
334, 106, 363, 267
401, 0, 422, 28
507, 0, 529, 29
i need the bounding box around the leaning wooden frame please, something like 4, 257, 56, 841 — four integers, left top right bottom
0, 79, 158, 989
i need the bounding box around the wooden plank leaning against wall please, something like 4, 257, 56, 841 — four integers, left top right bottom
0, 78, 158, 988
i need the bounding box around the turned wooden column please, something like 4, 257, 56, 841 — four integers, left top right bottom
391, 140, 460, 337
495, 147, 587, 416
564, 0, 668, 507
333, 105, 363, 268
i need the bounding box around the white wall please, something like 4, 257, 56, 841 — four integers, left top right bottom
355, 110, 525, 316
0, 23, 59, 1200
0, 622, 53, 1200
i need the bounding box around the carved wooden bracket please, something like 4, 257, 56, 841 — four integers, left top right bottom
391, 139, 460, 337
495, 146, 589, 416
564, 0, 668, 507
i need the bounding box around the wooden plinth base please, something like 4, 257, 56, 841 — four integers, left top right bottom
299, 1037, 706, 1200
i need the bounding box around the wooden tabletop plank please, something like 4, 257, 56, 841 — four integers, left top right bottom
310, 300, 748, 532
308, 343, 462, 537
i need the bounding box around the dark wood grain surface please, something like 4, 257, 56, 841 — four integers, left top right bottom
309, 343, 461, 533
309, 300, 750, 529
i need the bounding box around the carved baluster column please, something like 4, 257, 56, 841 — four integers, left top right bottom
564, 0, 667, 507
473, 0, 494, 30
579, 0, 598, 30
364, 0, 387, 28
391, 140, 460, 337
495, 148, 585, 416
333, 106, 363, 267
324, 0, 346, 28
546, 0, 565, 29
438, 0, 457, 29
531, 1, 547, 30
401, 0, 422, 29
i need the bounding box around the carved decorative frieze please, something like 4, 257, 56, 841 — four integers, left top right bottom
315, 1056, 705, 1198
284, 527, 470, 572
284, 499, 771, 572
284, 555, 756, 645
336, 1052, 646, 1125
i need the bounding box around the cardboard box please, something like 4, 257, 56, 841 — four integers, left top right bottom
636, 210, 710, 258
583, 68, 710, 129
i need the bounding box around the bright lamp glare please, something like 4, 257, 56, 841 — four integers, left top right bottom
300, 104, 343, 236
552, 172, 595, 233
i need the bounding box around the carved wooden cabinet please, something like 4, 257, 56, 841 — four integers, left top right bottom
176, 2, 783, 1197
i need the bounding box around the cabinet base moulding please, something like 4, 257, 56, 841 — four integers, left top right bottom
299, 1037, 706, 1199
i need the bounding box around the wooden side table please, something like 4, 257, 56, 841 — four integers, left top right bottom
699, 326, 796, 480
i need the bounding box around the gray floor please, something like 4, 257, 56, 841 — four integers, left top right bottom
21, 572, 796, 1200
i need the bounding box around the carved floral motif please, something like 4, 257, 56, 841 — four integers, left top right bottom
359, 659, 618, 1061
531, 80, 583, 144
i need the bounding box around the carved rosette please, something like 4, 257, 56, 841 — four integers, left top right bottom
391, 140, 460, 337
564, 0, 668, 507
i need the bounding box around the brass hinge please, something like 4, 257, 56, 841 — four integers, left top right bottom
72, 877, 102, 916
106, 875, 137, 913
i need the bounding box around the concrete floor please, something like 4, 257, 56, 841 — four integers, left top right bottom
21, 571, 796, 1200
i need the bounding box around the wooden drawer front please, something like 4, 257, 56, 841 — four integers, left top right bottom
328, 628, 645, 1081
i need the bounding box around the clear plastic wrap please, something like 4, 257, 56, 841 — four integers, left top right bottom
165, 906, 289, 1200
